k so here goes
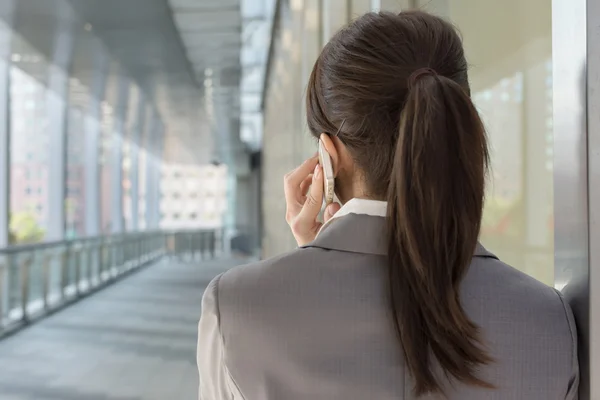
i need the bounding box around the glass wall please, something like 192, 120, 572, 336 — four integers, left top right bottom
138, 112, 148, 231
262, 0, 555, 286
8, 39, 51, 244
123, 85, 139, 232
0, 0, 166, 246
418, 0, 554, 284
65, 104, 86, 238
65, 22, 96, 239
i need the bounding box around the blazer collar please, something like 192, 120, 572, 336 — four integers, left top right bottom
316, 198, 387, 238
303, 213, 497, 260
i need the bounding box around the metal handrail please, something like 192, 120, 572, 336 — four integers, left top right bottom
0, 228, 223, 338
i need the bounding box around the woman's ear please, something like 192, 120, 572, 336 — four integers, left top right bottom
320, 133, 341, 176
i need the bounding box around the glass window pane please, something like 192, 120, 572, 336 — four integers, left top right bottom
9, 46, 50, 245
65, 106, 86, 239
99, 108, 112, 234
419, 0, 553, 284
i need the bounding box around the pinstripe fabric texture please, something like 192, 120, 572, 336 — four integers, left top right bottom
198, 211, 579, 400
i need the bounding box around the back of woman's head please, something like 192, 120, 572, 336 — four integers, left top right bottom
306, 10, 492, 396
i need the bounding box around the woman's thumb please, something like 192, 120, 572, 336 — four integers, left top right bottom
324, 202, 341, 223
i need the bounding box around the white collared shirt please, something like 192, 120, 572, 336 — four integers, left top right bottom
317, 198, 387, 237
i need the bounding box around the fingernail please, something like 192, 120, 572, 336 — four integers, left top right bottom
314, 165, 320, 179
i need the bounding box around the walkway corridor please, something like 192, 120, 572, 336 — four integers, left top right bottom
0, 257, 243, 400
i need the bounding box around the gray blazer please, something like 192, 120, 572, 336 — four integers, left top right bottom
198, 214, 579, 399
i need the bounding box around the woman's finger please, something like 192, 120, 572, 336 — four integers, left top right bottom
283, 156, 319, 216
283, 156, 318, 195
299, 175, 313, 197
324, 202, 341, 223
295, 164, 324, 231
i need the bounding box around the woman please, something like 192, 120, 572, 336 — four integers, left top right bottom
198, 10, 579, 399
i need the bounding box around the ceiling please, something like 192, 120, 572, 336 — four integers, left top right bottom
169, 0, 276, 153
0, 0, 274, 165
168, 0, 243, 164
169, 0, 241, 83
65, 0, 216, 164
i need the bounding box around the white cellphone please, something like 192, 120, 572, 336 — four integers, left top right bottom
318, 140, 335, 204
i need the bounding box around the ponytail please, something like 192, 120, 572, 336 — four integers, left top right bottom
387, 71, 493, 396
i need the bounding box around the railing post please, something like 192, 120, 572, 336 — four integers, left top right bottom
194, 231, 200, 261
60, 248, 68, 300
115, 241, 121, 275
129, 239, 134, 270
42, 253, 51, 311
110, 241, 116, 279
7, 255, 15, 320
199, 231, 205, 260
74, 248, 81, 297
125, 240, 130, 271
20, 257, 32, 322
136, 237, 141, 267
175, 233, 179, 261
139, 238, 144, 264
87, 244, 93, 289
187, 232, 192, 262
164, 233, 169, 258
98, 241, 104, 283
0, 229, 219, 335
211, 230, 216, 260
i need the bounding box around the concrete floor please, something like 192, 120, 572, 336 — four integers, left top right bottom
0, 257, 241, 400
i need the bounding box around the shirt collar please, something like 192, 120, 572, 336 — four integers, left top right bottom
308, 199, 497, 260
317, 198, 387, 238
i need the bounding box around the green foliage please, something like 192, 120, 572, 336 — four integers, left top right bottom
9, 211, 45, 244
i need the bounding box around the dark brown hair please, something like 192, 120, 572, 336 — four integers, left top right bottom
306, 10, 492, 396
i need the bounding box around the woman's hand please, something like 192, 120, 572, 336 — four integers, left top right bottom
284, 155, 341, 246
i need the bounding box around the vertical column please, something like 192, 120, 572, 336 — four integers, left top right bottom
586, 0, 600, 397
138, 104, 150, 230
130, 95, 145, 232
226, 118, 237, 233
84, 39, 107, 237
46, 5, 74, 241
589, 0, 600, 393
144, 111, 154, 230
145, 113, 161, 230
110, 75, 129, 234
154, 123, 163, 229
322, 0, 349, 45
553, 0, 589, 397
0, 1, 15, 248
